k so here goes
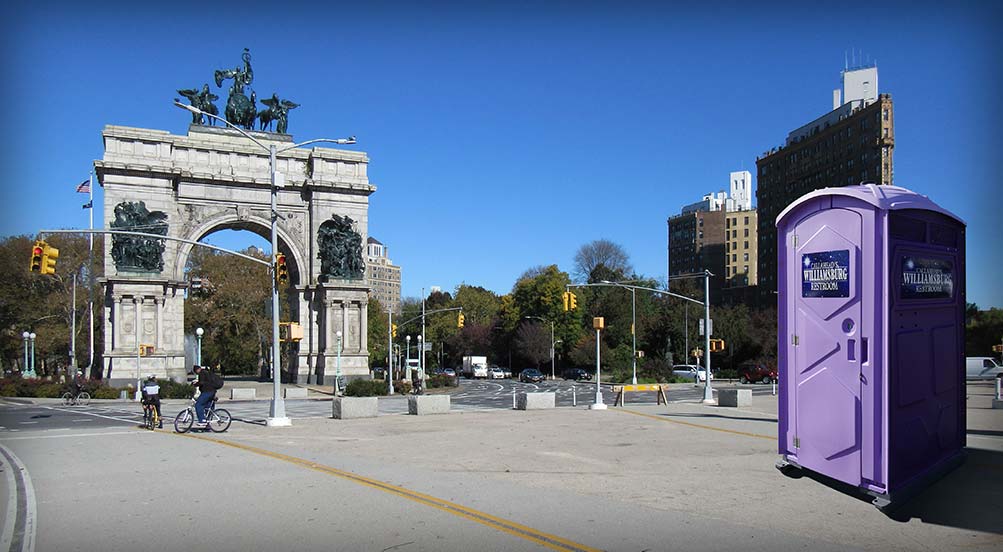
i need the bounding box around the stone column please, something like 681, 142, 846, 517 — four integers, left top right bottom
358, 300, 367, 353
113, 296, 123, 348
154, 297, 163, 349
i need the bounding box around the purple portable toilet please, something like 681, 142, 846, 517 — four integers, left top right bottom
775, 184, 966, 509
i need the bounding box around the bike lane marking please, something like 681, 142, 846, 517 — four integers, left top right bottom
179, 433, 601, 552
0, 443, 36, 552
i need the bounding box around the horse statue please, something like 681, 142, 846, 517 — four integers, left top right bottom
258, 93, 299, 134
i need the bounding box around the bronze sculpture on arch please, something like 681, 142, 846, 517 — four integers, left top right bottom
214, 48, 257, 130
258, 93, 299, 134
177, 84, 219, 125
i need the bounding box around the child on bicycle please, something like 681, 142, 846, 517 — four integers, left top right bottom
141, 375, 163, 428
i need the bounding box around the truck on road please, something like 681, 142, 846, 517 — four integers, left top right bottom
462, 356, 488, 379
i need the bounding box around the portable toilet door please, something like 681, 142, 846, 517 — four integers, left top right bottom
779, 193, 875, 488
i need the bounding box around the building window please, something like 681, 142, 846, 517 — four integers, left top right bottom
732, 241, 737, 250
744, 216, 749, 224
732, 254, 737, 262
744, 265, 749, 273
744, 253, 749, 261
744, 228, 749, 237
744, 240, 749, 248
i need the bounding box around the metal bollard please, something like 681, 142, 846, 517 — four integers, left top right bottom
772, 382, 777, 396
572, 386, 577, 407
512, 390, 516, 409
996, 375, 1002, 401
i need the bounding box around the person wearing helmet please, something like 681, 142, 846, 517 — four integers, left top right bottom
141, 374, 162, 428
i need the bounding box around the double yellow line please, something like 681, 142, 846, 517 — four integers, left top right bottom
616, 408, 776, 441
184, 433, 601, 552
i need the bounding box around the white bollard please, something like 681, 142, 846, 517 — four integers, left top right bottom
773, 382, 777, 396
572, 386, 577, 407
512, 390, 516, 409
996, 376, 1001, 400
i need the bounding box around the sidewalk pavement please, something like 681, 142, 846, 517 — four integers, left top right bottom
190, 387, 1002, 552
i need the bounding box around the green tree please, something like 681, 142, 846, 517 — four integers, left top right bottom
507, 265, 583, 368
185, 246, 275, 376
0, 234, 103, 379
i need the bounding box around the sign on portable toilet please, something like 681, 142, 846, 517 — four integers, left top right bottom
774, 184, 966, 510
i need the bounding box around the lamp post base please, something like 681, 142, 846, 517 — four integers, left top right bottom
266, 417, 292, 427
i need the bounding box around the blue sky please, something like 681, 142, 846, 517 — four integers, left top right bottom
2, 1, 1001, 307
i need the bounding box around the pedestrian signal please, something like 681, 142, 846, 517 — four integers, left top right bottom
40, 243, 59, 275
275, 253, 289, 285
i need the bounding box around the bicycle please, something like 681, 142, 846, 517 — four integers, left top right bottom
173, 394, 231, 434
61, 390, 91, 406
142, 402, 161, 430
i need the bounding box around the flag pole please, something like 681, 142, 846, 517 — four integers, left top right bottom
87, 170, 95, 378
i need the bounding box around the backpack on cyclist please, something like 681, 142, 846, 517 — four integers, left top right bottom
208, 370, 224, 391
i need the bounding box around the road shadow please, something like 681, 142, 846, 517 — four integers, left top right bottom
783, 447, 1003, 534
655, 412, 778, 424
885, 447, 1003, 533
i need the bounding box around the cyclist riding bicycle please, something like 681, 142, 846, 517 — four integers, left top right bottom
71, 370, 85, 396
191, 365, 220, 430
141, 375, 163, 428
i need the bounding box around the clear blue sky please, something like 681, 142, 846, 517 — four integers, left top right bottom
2, 1, 1001, 307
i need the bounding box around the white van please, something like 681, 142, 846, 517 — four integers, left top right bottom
966, 357, 1003, 380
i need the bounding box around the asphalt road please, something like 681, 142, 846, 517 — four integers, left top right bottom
3, 381, 995, 552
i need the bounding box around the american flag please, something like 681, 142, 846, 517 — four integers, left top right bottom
75, 179, 90, 193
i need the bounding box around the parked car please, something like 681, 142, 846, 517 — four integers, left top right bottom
488, 367, 506, 379
442, 367, 457, 377
520, 368, 546, 383
966, 357, 1003, 380
562, 368, 592, 381
501, 367, 513, 379
672, 364, 712, 383
738, 362, 777, 384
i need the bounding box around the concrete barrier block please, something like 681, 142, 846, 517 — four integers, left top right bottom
516, 392, 555, 410
284, 387, 308, 399
993, 399, 1003, 410
718, 388, 751, 407
229, 388, 256, 400
332, 396, 379, 419
408, 394, 450, 415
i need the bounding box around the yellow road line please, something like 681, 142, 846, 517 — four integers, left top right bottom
179, 433, 601, 552
616, 408, 775, 441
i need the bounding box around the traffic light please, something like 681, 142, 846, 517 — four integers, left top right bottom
993, 344, 1003, 353
709, 338, 725, 352
562, 291, 570, 311
275, 253, 289, 285
392, 324, 398, 338
457, 312, 465, 328
568, 291, 577, 310
29, 241, 44, 272
40, 242, 59, 275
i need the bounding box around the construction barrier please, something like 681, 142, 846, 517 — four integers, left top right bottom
611, 384, 669, 407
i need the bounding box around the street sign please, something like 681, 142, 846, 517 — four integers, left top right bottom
139, 344, 155, 356
699, 318, 713, 336
692, 348, 703, 358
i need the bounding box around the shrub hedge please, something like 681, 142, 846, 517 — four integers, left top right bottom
344, 379, 388, 397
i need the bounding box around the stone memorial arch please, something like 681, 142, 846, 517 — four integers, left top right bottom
95, 124, 373, 385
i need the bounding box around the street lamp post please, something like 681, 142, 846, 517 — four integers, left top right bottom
591, 323, 606, 410
29, 332, 37, 378
406, 336, 412, 381
387, 309, 394, 395
417, 334, 424, 384
174, 101, 354, 428
195, 327, 204, 366
336, 330, 343, 396
21, 331, 29, 378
